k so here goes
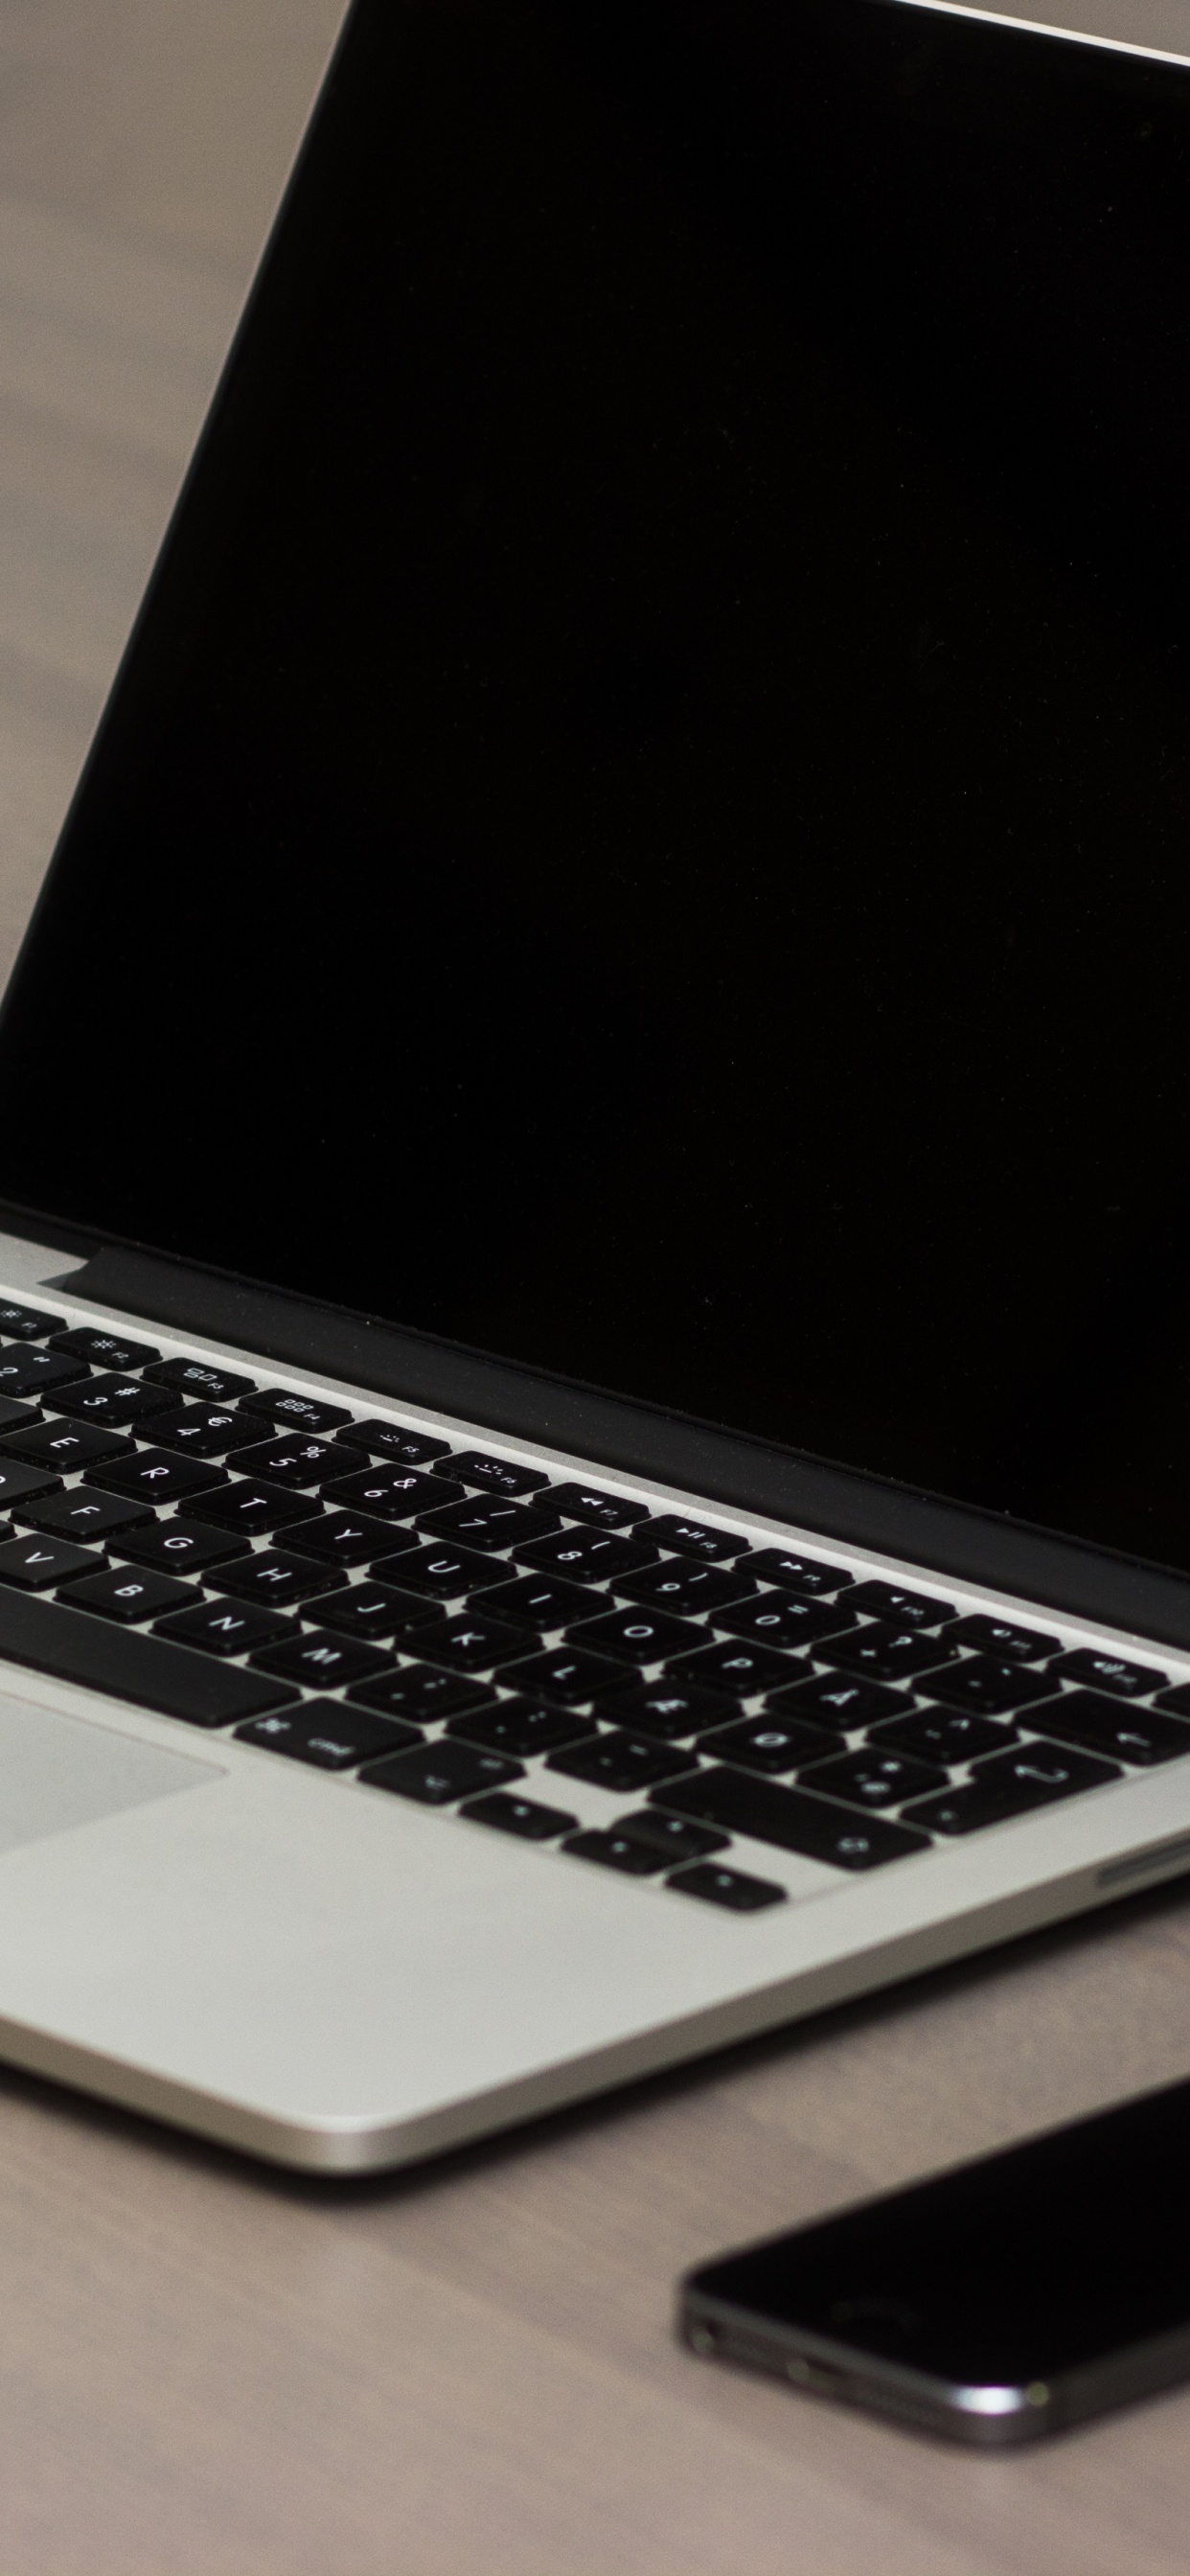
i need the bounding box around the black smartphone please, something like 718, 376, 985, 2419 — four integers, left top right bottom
680, 2079, 1190, 2444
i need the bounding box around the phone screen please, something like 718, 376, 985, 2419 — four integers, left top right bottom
683, 2079, 1190, 2431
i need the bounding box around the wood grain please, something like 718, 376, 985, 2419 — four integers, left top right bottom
0, 5, 1189, 2567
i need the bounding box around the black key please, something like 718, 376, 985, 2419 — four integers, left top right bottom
216, 1549, 339, 1605
501, 1644, 632, 1705
517, 1529, 658, 1585
360, 1739, 523, 1804
478, 1572, 593, 1631
460, 1789, 578, 1840
187, 1479, 314, 1536
446, 1698, 599, 1756
112, 1516, 252, 1576
373, 1539, 509, 1598
615, 1810, 730, 1862
916, 1656, 1059, 1715
819, 1624, 962, 1683
549, 1482, 652, 1530
412, 1609, 532, 1670
668, 1861, 787, 1912
237, 1389, 353, 1435
18, 1487, 148, 1542
0, 1458, 66, 1510
0, 1300, 63, 1340
1, 1419, 134, 1471
154, 1596, 294, 1657
0, 1347, 88, 1397
647, 1515, 752, 1563
698, 1715, 845, 1774
652, 1768, 931, 1868
547, 1732, 698, 1793
904, 1740, 1122, 1833
281, 1508, 400, 1565
846, 1579, 957, 1629
618, 1560, 757, 1618
0, 1399, 38, 1435
251, 1628, 397, 1690
318, 1465, 463, 1518
345, 1419, 454, 1465
236, 1699, 421, 1768
88, 1449, 228, 1506
562, 1829, 667, 1876
144, 1357, 258, 1402
566, 1603, 702, 1665
348, 1666, 500, 1724
50, 1326, 159, 1369
714, 1595, 856, 1652
947, 1613, 1061, 1662
867, 1708, 1019, 1763
1046, 1647, 1167, 1698
0, 1532, 97, 1589
313, 1583, 438, 1642
60, 1566, 194, 1622
225, 1435, 367, 1487
667, 1638, 793, 1696
1020, 1690, 1190, 1768
150, 1404, 256, 1459
446, 1450, 551, 1497
746, 1549, 855, 1598
796, 1747, 947, 1807
598, 1679, 738, 1739
418, 1495, 561, 1552
0, 1584, 296, 1726
1156, 1681, 1190, 1718
766, 1672, 904, 1731
51, 1374, 175, 1430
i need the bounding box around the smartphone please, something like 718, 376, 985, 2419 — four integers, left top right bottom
679, 2078, 1190, 2444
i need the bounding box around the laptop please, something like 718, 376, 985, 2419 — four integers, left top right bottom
0, 0, 1183, 2174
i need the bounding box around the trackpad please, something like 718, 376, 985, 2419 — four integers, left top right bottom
0, 1691, 218, 1858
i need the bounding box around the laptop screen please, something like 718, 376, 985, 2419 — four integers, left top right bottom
0, 0, 1187, 1571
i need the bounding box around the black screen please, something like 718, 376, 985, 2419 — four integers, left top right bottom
0, 0, 1188, 1564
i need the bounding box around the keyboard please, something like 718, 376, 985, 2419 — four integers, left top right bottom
0, 1292, 1183, 1918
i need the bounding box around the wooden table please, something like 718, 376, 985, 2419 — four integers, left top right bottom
1, 7, 1189, 2566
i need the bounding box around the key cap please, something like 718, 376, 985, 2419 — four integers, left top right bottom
1156, 1682, 1190, 1718
565, 1603, 702, 1665
0, 1459, 66, 1511
0, 1347, 88, 1398
698, 1715, 845, 1773
597, 1679, 739, 1739
225, 1435, 368, 1487
250, 1629, 398, 1690
445, 1450, 551, 1497
904, 1740, 1122, 1833
410, 1609, 530, 1670
714, 1595, 857, 1652
186, 1479, 313, 1536
1020, 1690, 1190, 1767
111, 1516, 252, 1576
50, 1374, 174, 1430
766, 1672, 904, 1730
0, 1532, 98, 1589
946, 1613, 1061, 1661
518, 1529, 658, 1584
846, 1580, 957, 1629
0, 1584, 297, 1725
549, 1482, 652, 1530
281, 1508, 400, 1564
1046, 1647, 1167, 1698
154, 1597, 294, 1657
236, 1699, 422, 1768
0, 1301, 63, 1340
866, 1708, 1019, 1763
237, 1390, 353, 1435
312, 1583, 438, 1642
317, 1465, 464, 1518
372, 1540, 508, 1598
667, 1638, 793, 1696
150, 1403, 255, 1459
144, 1357, 258, 1402
614, 1810, 730, 1861
819, 1624, 962, 1682
501, 1644, 632, 1705
50, 1326, 159, 1369
915, 1656, 1059, 1715
460, 1789, 578, 1840
18, 1486, 148, 1542
652, 1768, 931, 1867
446, 1698, 599, 1756
646, 1515, 752, 1563
87, 1449, 229, 1506
547, 1733, 698, 1793
360, 1740, 523, 1804
348, 1666, 501, 1724
418, 1495, 561, 1552
1, 1419, 134, 1471
562, 1829, 667, 1876
61, 1566, 195, 1623
477, 1571, 593, 1631
216, 1549, 339, 1604
618, 1561, 758, 1619
796, 1747, 947, 1807
345, 1419, 454, 1465
667, 1861, 787, 1912
746, 1549, 855, 1598
0, 1399, 39, 1437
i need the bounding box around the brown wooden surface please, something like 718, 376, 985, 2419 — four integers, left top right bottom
2, 7, 1190, 2567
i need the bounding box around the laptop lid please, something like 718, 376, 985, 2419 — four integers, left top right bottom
0, 0, 1186, 1586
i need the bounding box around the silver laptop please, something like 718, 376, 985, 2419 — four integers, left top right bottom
0, 0, 1184, 2172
